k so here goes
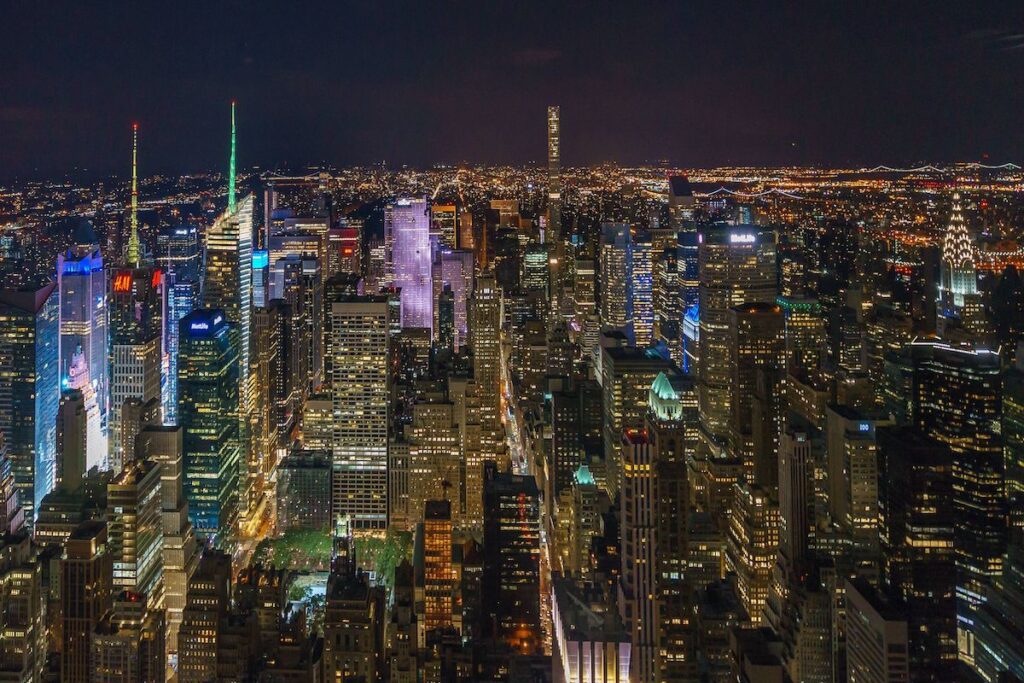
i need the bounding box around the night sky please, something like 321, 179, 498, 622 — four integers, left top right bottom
2, 1, 1024, 179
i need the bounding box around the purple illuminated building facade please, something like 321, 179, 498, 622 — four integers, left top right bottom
387, 197, 433, 334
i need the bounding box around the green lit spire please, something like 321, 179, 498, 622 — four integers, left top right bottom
127, 122, 140, 267
228, 100, 237, 214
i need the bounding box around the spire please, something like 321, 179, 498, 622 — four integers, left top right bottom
127, 122, 140, 267
942, 192, 975, 270
228, 100, 237, 214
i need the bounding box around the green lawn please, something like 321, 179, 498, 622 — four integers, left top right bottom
253, 528, 332, 570
354, 529, 413, 594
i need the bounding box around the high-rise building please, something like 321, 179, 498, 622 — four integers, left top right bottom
158, 225, 201, 424
92, 590, 165, 683
470, 275, 504, 465
911, 339, 1005, 663
107, 459, 162, 596
632, 231, 654, 347
547, 105, 561, 243
387, 197, 433, 334
108, 266, 163, 473
57, 235, 109, 459
177, 550, 231, 682
877, 426, 956, 675
135, 425, 199, 668
552, 577, 631, 683
522, 243, 549, 297
422, 500, 455, 634
276, 450, 332, 531
431, 203, 458, 251
329, 295, 390, 531
845, 578, 910, 683
618, 430, 657, 683
727, 303, 784, 484
0, 533, 46, 682
936, 193, 986, 338
178, 309, 240, 542
482, 461, 541, 654
825, 404, 883, 576
204, 188, 255, 521
600, 347, 671, 497
974, 537, 1024, 683
0, 283, 60, 528
696, 225, 777, 453
726, 480, 781, 627
438, 249, 474, 349
599, 223, 633, 341
57, 389, 88, 492
62, 520, 113, 683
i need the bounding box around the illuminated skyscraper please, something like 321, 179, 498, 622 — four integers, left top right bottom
668, 176, 698, 312
0, 283, 60, 527
62, 520, 113, 682
470, 275, 504, 465
547, 106, 561, 243
57, 226, 108, 459
439, 249, 474, 349
911, 339, 1004, 663
877, 426, 956, 675
696, 225, 777, 452
422, 499, 455, 633
158, 225, 201, 424
135, 425, 199, 667
522, 243, 549, 296
632, 231, 654, 347
619, 430, 657, 682
178, 309, 240, 542
387, 197, 433, 334
599, 223, 633, 341
106, 459, 162, 596
725, 482, 780, 625
108, 267, 163, 474
937, 193, 985, 338
329, 295, 390, 531
430, 203, 458, 251
727, 303, 784, 483
204, 190, 254, 520
482, 461, 541, 654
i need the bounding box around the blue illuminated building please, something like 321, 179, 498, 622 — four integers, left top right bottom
178, 308, 239, 543
0, 283, 60, 528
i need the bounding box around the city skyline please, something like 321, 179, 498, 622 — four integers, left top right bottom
3, 2, 1024, 179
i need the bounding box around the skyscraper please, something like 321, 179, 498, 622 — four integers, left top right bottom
329, 295, 390, 532
203, 105, 254, 523
547, 105, 561, 243
422, 499, 455, 634
57, 227, 108, 461
911, 339, 1005, 663
158, 225, 201, 424
387, 197, 433, 334
135, 425, 199, 667
108, 267, 163, 473
632, 231, 654, 347
62, 520, 113, 683
0, 283, 60, 527
482, 461, 541, 654
937, 193, 985, 338
470, 275, 504, 465
618, 430, 657, 682
599, 223, 633, 341
106, 459, 162, 596
438, 249, 474, 349
178, 309, 240, 542
727, 303, 784, 483
696, 225, 777, 452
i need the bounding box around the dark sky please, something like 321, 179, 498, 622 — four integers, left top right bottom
2, 1, 1024, 178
